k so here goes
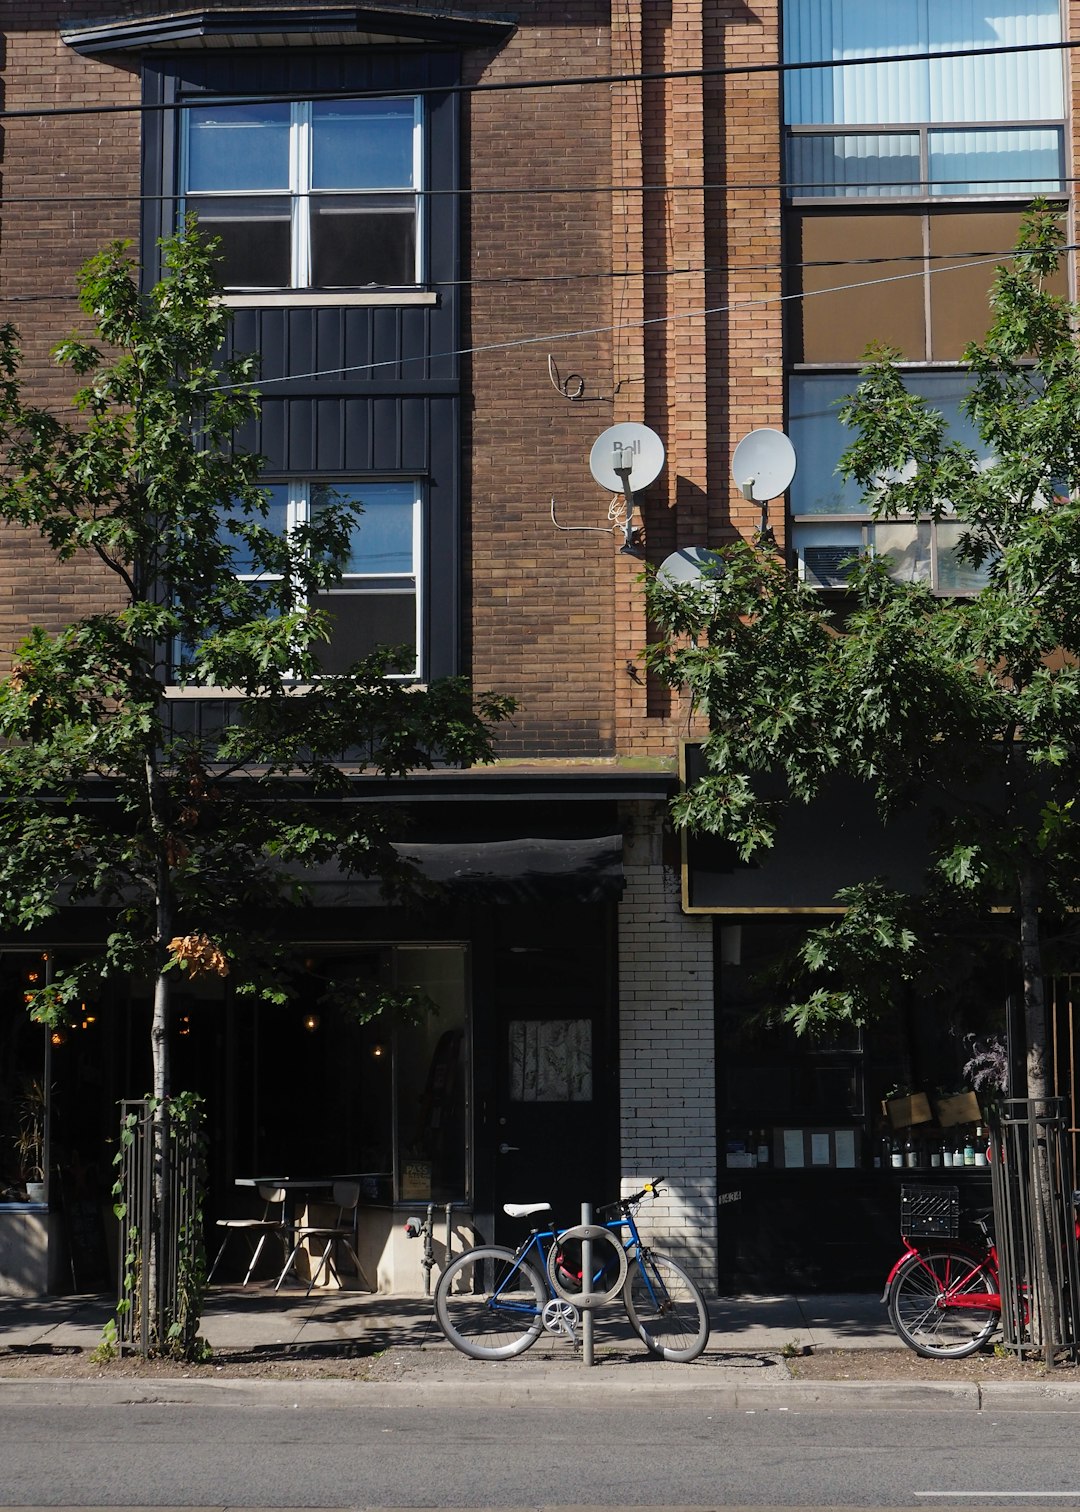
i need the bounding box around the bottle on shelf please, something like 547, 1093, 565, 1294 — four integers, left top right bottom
963, 1126, 976, 1166
929, 1137, 942, 1170
756, 1130, 770, 1167
904, 1132, 918, 1168
974, 1124, 989, 1167
890, 1136, 904, 1169
941, 1134, 954, 1169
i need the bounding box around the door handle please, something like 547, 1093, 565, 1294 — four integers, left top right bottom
498, 1142, 520, 1154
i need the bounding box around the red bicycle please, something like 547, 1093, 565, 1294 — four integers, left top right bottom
883, 1205, 1002, 1358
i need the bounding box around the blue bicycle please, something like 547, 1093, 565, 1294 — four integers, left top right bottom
433, 1180, 710, 1362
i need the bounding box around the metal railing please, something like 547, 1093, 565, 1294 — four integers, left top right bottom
988, 1098, 1080, 1364
115, 1097, 205, 1356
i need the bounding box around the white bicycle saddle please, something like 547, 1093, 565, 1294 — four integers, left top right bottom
502, 1202, 552, 1219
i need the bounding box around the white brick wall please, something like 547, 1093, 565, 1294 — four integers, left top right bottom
617, 801, 717, 1291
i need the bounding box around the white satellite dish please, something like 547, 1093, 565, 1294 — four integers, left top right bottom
658, 546, 725, 587
589, 423, 666, 494
731, 428, 797, 503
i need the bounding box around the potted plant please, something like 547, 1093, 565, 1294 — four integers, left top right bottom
13, 1078, 46, 1202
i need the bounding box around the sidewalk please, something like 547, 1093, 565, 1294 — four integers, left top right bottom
4, 1287, 1080, 1412
0, 1284, 898, 1357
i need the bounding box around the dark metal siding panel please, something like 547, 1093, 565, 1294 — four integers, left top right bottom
427, 396, 459, 680
372, 397, 402, 470
286, 404, 315, 473
315, 398, 343, 470
343, 400, 373, 471
258, 399, 287, 470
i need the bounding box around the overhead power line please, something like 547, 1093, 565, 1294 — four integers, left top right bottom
0, 242, 1059, 308
0, 36, 1076, 122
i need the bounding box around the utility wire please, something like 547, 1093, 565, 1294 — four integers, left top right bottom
202, 245, 1066, 393
0, 35, 1076, 121
0, 241, 1059, 307
0, 170, 1071, 206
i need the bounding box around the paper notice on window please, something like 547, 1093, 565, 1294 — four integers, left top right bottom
834, 1129, 857, 1169
783, 1129, 804, 1168
811, 1132, 831, 1166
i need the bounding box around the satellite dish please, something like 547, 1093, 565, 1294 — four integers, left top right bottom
589, 423, 666, 494
658, 546, 725, 587
731, 428, 797, 503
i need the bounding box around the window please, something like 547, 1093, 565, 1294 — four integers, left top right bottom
789, 372, 993, 593
784, 0, 1065, 199
782, 1, 1066, 594
182, 98, 422, 290
225, 479, 422, 678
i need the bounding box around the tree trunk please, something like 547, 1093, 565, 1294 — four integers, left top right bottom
148, 746, 173, 1350
1018, 860, 1059, 1360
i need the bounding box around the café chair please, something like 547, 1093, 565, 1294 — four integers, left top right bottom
274, 1179, 372, 1295
206, 1183, 290, 1286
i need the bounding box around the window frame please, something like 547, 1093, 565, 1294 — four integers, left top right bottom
254, 477, 424, 681
179, 95, 425, 292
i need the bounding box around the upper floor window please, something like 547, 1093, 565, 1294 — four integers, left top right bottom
182, 98, 422, 290
783, 0, 1065, 198
221, 479, 422, 679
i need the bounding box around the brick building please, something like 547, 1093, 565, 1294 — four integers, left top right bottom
0, 0, 1073, 1297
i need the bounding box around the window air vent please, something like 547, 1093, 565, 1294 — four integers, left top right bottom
800, 546, 855, 589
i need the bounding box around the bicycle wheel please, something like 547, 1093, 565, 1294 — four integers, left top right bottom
622, 1252, 711, 1362
434, 1245, 548, 1360
887, 1247, 1000, 1358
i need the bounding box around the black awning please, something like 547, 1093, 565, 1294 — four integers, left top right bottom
309, 835, 624, 907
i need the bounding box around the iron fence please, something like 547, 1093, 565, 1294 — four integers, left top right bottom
988, 1097, 1080, 1364
115, 1097, 205, 1356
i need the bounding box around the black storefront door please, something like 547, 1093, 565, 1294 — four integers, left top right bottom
492, 1005, 609, 1246
470, 903, 617, 1250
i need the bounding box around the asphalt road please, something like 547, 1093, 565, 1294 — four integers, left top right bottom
2, 1392, 1080, 1508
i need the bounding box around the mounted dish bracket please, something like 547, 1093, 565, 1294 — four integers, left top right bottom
588, 424, 666, 555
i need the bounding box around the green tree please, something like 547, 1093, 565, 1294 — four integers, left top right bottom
645, 202, 1080, 1102
0, 225, 513, 1350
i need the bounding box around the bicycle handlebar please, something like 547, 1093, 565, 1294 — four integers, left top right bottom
595, 1178, 665, 1219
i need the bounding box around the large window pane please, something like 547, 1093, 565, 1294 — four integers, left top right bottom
310, 197, 416, 287
393, 946, 468, 1204
784, 0, 1063, 126
788, 371, 988, 515
787, 133, 921, 197
792, 212, 926, 362
936, 519, 993, 591
314, 484, 416, 576
186, 104, 291, 191
221, 487, 289, 576
928, 127, 1064, 195
189, 197, 292, 289
311, 589, 418, 673
311, 100, 416, 189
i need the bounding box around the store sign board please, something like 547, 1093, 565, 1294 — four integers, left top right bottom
679, 743, 937, 913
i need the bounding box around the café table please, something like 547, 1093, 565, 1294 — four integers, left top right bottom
233, 1174, 381, 1291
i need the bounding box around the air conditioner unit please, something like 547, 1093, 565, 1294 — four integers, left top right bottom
799, 545, 855, 589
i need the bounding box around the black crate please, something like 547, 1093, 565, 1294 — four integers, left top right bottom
900, 1184, 960, 1238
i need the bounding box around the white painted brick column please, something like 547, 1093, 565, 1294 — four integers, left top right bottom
617, 800, 717, 1291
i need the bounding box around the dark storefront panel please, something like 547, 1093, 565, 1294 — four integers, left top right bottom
717, 1170, 993, 1292
715, 917, 1005, 1291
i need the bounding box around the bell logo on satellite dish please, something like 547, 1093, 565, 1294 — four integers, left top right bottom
589, 423, 665, 555
731, 428, 796, 546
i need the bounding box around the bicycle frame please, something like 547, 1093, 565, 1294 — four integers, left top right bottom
883, 1236, 1002, 1313
486, 1198, 664, 1319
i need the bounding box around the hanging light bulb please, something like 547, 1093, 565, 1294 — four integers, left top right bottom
302, 1012, 320, 1033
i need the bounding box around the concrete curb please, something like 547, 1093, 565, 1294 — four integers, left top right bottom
2, 1373, 1080, 1411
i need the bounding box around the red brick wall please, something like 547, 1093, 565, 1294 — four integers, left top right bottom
0, 1, 791, 760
